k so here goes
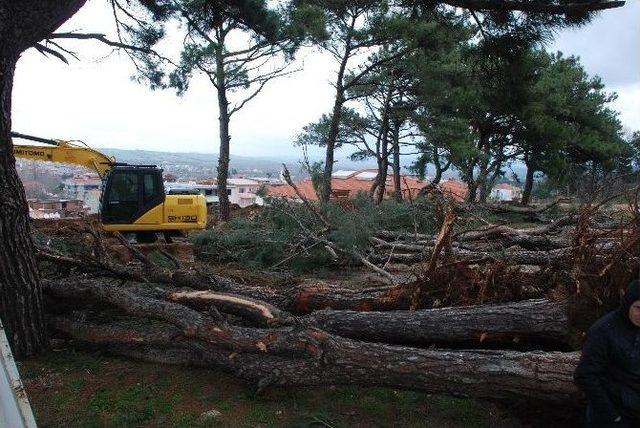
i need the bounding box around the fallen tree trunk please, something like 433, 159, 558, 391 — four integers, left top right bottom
483, 197, 569, 214
156, 288, 572, 346
301, 299, 570, 346
50, 316, 582, 404
46, 277, 571, 347
371, 247, 575, 266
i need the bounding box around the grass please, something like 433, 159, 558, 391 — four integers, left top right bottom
17, 349, 521, 428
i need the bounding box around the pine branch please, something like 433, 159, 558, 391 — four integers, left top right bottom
441, 0, 624, 14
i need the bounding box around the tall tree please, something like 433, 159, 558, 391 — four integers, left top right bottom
0, 1, 87, 357
113, 0, 300, 220
294, 0, 413, 202
515, 51, 624, 204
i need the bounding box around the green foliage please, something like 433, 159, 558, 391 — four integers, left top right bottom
191, 196, 438, 271
295, 108, 370, 150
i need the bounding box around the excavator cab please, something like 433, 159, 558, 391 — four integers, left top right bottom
101, 165, 165, 225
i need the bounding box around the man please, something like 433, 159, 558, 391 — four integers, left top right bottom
575, 280, 640, 427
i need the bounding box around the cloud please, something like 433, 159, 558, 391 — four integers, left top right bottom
550, 2, 639, 87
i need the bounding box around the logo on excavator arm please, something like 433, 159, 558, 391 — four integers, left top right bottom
14, 148, 50, 158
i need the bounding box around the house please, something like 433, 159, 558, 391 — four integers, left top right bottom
490, 183, 522, 202
62, 173, 102, 199
165, 178, 262, 208
228, 178, 261, 207
28, 198, 87, 219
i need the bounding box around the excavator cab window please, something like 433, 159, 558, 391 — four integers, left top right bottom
101, 167, 165, 224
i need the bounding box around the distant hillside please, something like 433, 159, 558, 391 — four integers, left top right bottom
98, 148, 385, 180
99, 147, 531, 183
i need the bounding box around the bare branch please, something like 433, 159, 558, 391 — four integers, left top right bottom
33, 43, 70, 64
48, 32, 154, 55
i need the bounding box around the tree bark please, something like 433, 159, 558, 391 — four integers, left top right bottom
0, 0, 87, 357
391, 119, 402, 201
376, 130, 390, 204
320, 18, 355, 203
465, 163, 478, 203
522, 161, 535, 206
43, 279, 581, 404
50, 317, 582, 404
215, 29, 231, 221
302, 299, 570, 346
431, 146, 451, 185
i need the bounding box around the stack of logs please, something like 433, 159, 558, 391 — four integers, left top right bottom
36, 199, 640, 411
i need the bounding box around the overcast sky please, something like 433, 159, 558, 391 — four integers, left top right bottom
12, 0, 639, 161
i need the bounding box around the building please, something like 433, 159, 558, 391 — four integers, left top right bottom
490, 183, 522, 202
62, 173, 102, 200
165, 178, 262, 208
266, 169, 468, 201
28, 198, 87, 219
228, 178, 261, 207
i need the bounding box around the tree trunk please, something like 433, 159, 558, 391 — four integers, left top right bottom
320, 19, 355, 203
0, 0, 87, 357
466, 181, 478, 203
43, 278, 582, 405
215, 36, 231, 221
371, 247, 574, 266
391, 119, 401, 201
302, 299, 570, 346
432, 147, 443, 185
376, 134, 389, 204
51, 317, 582, 404
477, 161, 490, 203
522, 161, 535, 206
0, 55, 48, 357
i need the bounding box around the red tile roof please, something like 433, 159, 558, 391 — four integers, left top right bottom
267, 170, 468, 202
493, 183, 520, 191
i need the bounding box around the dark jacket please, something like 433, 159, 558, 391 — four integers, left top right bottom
574, 280, 640, 425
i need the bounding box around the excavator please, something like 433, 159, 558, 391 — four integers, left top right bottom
12, 132, 207, 241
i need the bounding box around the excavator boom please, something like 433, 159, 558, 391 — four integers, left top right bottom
12, 132, 114, 177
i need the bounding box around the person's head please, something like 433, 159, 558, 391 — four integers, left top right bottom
629, 301, 640, 327
621, 280, 640, 327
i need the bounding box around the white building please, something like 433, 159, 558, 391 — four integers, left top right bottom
165, 178, 262, 208
490, 183, 522, 202
228, 178, 261, 207
62, 174, 102, 213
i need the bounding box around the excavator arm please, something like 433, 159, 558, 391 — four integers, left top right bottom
11, 132, 115, 178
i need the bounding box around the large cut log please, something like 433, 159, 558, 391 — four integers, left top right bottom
301, 299, 570, 346
50, 317, 582, 404
45, 276, 574, 350
155, 288, 572, 346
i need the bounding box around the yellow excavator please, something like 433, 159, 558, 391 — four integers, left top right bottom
12, 132, 207, 241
